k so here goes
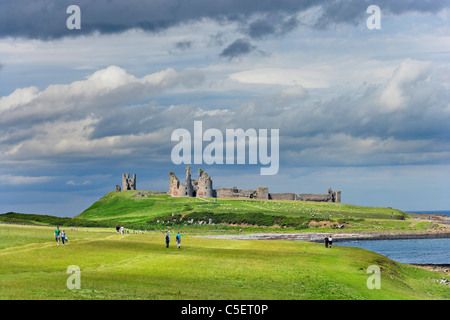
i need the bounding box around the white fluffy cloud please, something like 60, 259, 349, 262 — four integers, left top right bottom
379, 59, 432, 113
230, 68, 330, 88
0, 66, 204, 126
1, 57, 448, 171
0, 66, 206, 165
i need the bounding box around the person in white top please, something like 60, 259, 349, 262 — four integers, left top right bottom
61, 230, 66, 245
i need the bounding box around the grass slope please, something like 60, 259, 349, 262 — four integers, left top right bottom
73, 190, 436, 232
0, 224, 448, 300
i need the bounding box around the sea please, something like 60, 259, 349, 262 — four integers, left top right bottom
337, 210, 449, 264
336, 238, 449, 264
404, 210, 450, 216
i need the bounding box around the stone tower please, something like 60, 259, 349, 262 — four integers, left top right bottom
257, 187, 269, 200
183, 166, 194, 197
332, 190, 341, 203
168, 171, 180, 196
196, 168, 213, 198
168, 166, 194, 197
122, 173, 136, 190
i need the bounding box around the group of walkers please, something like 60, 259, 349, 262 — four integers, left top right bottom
56, 224, 338, 250
54, 225, 182, 249
54, 226, 68, 245
55, 223, 335, 251
115, 226, 149, 235
55, 223, 336, 250
116, 225, 125, 235
165, 231, 181, 249
115, 225, 182, 249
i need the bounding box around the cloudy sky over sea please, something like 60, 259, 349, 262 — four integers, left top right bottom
0, 0, 449, 216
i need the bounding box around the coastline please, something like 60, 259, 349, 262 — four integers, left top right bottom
198, 229, 450, 272
196, 229, 450, 242
410, 264, 449, 274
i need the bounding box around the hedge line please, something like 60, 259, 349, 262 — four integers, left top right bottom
1, 211, 343, 230
0, 212, 114, 228
147, 211, 315, 229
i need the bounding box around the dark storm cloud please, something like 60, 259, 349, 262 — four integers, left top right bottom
175, 40, 192, 51
219, 38, 256, 59
245, 14, 298, 39
1, 0, 449, 40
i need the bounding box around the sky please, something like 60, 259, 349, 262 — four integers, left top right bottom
0, 0, 449, 217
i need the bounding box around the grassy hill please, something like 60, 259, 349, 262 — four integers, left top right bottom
70, 190, 437, 233
1, 192, 448, 301
1, 190, 442, 233
0, 223, 448, 300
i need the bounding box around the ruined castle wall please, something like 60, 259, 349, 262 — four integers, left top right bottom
183, 166, 194, 197
166, 166, 341, 203
122, 174, 128, 191
215, 188, 257, 199
122, 173, 136, 190
168, 172, 180, 196
332, 191, 341, 203
196, 184, 213, 198
297, 194, 332, 202
168, 167, 194, 197
257, 187, 269, 200
181, 183, 192, 197
215, 188, 234, 198
146, 191, 168, 195
175, 182, 192, 197
193, 179, 198, 194
196, 168, 213, 198
135, 191, 168, 197
269, 193, 297, 201
240, 189, 257, 198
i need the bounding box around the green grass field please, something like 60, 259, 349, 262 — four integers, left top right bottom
78, 190, 405, 221
72, 190, 438, 233
0, 223, 448, 300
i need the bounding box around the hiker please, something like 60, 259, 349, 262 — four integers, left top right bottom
55, 226, 61, 245
176, 232, 181, 249
61, 229, 66, 245
116, 225, 120, 235
165, 233, 170, 248
324, 236, 329, 248
120, 226, 124, 235
329, 236, 333, 248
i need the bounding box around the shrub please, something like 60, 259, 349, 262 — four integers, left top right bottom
146, 211, 316, 228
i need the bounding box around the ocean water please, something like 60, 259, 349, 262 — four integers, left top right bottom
405, 210, 450, 216
336, 238, 449, 264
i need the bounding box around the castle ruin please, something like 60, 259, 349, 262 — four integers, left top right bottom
167, 166, 341, 203
169, 167, 213, 198
122, 173, 136, 191
118, 168, 341, 203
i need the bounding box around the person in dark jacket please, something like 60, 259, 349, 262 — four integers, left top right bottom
165, 232, 170, 248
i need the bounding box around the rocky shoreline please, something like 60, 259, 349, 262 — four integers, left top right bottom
411, 264, 450, 274
196, 230, 450, 242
